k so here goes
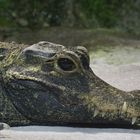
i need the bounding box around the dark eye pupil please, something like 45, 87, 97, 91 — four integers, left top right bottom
57, 58, 76, 71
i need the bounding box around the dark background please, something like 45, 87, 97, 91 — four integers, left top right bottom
0, 0, 140, 46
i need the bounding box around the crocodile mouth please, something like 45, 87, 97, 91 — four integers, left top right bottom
4, 71, 140, 128
4, 73, 69, 122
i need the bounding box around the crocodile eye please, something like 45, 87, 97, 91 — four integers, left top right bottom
57, 57, 76, 72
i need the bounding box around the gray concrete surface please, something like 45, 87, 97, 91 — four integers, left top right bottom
90, 46, 140, 91
0, 126, 139, 140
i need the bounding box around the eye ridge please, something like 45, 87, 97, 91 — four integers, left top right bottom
57, 57, 76, 72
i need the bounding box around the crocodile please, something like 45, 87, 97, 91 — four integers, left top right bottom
0, 41, 139, 129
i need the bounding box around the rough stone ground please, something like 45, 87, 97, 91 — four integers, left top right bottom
0, 45, 140, 140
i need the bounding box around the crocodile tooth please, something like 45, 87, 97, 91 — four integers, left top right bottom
132, 117, 137, 125
93, 109, 99, 117
122, 102, 127, 113
102, 112, 106, 117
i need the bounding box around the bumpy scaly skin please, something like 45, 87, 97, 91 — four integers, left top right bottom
0, 41, 139, 128
0, 42, 30, 126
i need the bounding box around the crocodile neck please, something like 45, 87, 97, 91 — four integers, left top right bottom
0, 42, 30, 126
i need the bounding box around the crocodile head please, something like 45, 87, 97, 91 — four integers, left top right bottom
2, 41, 140, 127
3, 41, 95, 123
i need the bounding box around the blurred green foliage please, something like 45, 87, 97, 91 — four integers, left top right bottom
0, 0, 66, 29
78, 0, 120, 27
0, 0, 140, 34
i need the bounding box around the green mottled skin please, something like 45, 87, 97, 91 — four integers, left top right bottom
0, 41, 139, 128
